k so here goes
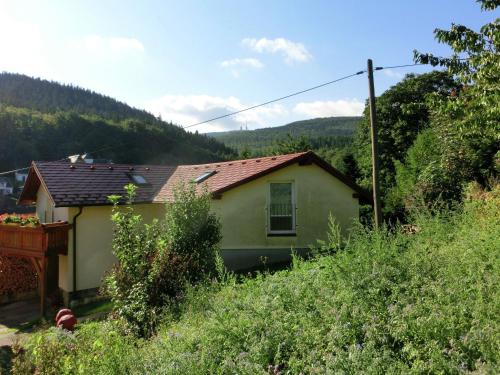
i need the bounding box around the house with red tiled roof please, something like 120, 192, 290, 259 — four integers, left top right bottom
18, 151, 369, 303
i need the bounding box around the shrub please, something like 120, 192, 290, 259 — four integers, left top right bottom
11, 321, 142, 375
103, 183, 222, 337
0, 214, 39, 226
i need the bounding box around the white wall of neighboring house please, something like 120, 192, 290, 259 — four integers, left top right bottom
0, 179, 14, 195
15, 172, 28, 183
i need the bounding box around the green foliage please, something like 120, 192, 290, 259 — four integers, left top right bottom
209, 116, 360, 156
312, 214, 346, 256
269, 133, 311, 155
324, 147, 361, 179
162, 183, 223, 280
14, 187, 500, 374
11, 322, 142, 375
0, 214, 39, 226
414, 0, 499, 192
103, 183, 222, 337
0, 74, 236, 173
388, 129, 463, 214
355, 71, 458, 208
0, 72, 155, 123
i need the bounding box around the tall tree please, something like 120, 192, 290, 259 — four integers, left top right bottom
413, 0, 499, 190
354, 71, 458, 203
270, 133, 312, 155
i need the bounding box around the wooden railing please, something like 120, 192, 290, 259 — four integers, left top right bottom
0, 222, 71, 259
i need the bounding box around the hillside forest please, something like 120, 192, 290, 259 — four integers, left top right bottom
0, 72, 236, 172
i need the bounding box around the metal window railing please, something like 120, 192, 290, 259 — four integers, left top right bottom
269, 203, 293, 217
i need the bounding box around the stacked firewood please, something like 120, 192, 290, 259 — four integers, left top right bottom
0, 255, 38, 295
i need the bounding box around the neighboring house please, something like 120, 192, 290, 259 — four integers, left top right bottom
68, 153, 112, 164
0, 177, 14, 195
18, 151, 370, 302
15, 171, 28, 184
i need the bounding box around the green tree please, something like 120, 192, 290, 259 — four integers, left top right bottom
104, 183, 222, 337
414, 0, 499, 190
328, 148, 361, 180
355, 71, 458, 206
270, 133, 311, 155
239, 146, 252, 159
387, 129, 462, 215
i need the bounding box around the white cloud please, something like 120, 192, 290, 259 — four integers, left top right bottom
383, 69, 404, 79
220, 58, 263, 69
293, 99, 364, 117
83, 35, 144, 53
0, 13, 51, 77
220, 58, 263, 77
144, 94, 286, 133
242, 37, 312, 64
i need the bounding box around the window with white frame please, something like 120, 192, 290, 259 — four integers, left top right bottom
268, 182, 295, 233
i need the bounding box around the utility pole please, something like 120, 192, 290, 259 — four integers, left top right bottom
367, 59, 382, 229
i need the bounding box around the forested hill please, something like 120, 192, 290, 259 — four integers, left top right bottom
207, 116, 361, 154
0, 72, 154, 122
0, 73, 236, 174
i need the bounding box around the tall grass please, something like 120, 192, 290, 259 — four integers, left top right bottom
12, 189, 499, 374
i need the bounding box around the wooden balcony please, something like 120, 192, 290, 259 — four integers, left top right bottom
0, 222, 72, 315
0, 222, 71, 259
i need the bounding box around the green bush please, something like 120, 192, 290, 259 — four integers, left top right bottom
12, 187, 499, 374
12, 321, 142, 375
103, 183, 222, 337
388, 128, 463, 215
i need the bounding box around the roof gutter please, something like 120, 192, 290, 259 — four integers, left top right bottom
72, 206, 84, 296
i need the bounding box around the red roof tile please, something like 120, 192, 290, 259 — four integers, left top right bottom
19, 151, 370, 207
153, 152, 310, 202
19, 162, 176, 207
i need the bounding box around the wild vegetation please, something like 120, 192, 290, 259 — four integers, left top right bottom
356, 1, 499, 221
104, 183, 222, 337
10, 184, 500, 374
354, 71, 458, 214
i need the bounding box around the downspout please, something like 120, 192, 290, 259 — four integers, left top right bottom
72, 206, 84, 296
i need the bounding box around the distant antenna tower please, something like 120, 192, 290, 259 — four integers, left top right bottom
245, 121, 248, 131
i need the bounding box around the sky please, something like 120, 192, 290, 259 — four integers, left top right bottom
0, 0, 496, 133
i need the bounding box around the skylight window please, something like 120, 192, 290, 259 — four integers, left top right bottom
128, 173, 148, 185
194, 170, 216, 183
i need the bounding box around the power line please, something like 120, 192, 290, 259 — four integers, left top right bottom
376, 62, 427, 70
182, 60, 455, 130
0, 143, 128, 176
0, 61, 444, 176
0, 166, 31, 176
376, 57, 470, 71
183, 70, 366, 129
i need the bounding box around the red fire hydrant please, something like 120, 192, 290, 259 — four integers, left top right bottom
55, 308, 77, 331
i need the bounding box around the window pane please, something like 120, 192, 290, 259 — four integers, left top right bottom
270, 183, 291, 204
270, 216, 293, 231
269, 183, 293, 231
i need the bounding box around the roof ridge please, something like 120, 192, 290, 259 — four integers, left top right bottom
180, 151, 311, 168
34, 160, 175, 168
